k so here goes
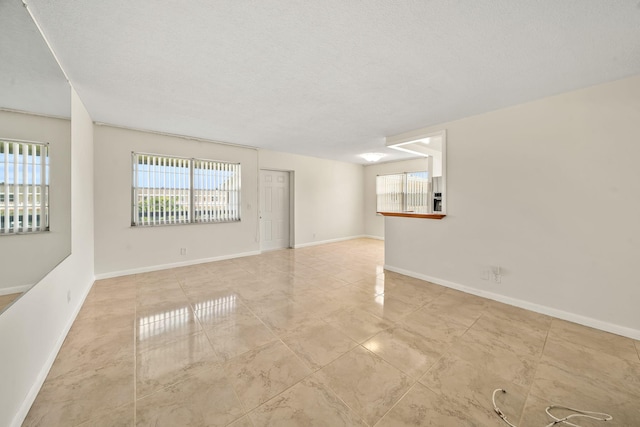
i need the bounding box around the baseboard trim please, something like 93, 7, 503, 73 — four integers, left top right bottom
361, 234, 384, 241
0, 284, 33, 296
95, 250, 262, 280
12, 275, 96, 427
384, 264, 640, 341
293, 235, 380, 249
96, 237, 384, 279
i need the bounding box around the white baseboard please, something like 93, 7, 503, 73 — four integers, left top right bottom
12, 275, 96, 427
96, 238, 383, 280
95, 250, 262, 280
293, 235, 381, 249
361, 234, 384, 241
0, 284, 33, 296
384, 264, 640, 341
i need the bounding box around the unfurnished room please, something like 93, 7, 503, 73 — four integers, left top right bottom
1, 1, 639, 426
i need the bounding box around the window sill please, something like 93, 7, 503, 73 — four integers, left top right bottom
377, 212, 446, 219
0, 229, 51, 236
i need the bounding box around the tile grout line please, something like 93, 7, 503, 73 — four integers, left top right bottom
223, 366, 256, 427
365, 330, 431, 427
400, 307, 494, 424
177, 273, 255, 427
357, 340, 442, 426
371, 381, 422, 427
242, 279, 333, 413
516, 316, 553, 426
300, 346, 374, 426
219, 313, 318, 421
211, 272, 310, 424
307, 279, 468, 424
139, 272, 252, 425
136, 272, 203, 412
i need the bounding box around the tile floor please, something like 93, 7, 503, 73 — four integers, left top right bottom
0, 292, 22, 312
24, 239, 640, 426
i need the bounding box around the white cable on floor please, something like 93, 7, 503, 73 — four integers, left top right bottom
492, 388, 613, 427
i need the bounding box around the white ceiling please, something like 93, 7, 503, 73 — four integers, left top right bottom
24, 0, 640, 163
0, 0, 69, 118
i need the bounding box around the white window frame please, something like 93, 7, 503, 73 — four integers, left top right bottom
1, 138, 49, 234
131, 152, 241, 227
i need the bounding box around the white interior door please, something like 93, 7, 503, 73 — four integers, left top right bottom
260, 170, 290, 251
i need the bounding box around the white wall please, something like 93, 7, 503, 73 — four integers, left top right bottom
259, 149, 364, 247
0, 110, 71, 292
0, 89, 95, 427
363, 158, 429, 239
384, 75, 640, 339
93, 131, 366, 276
93, 125, 260, 277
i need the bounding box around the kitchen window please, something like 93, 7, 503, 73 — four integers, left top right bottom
376, 171, 431, 214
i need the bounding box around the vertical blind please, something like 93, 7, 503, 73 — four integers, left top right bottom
376, 171, 430, 214
376, 173, 404, 213
405, 171, 430, 213
132, 153, 241, 226
193, 159, 241, 223
0, 139, 49, 234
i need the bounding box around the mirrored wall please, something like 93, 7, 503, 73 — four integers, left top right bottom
0, 0, 71, 313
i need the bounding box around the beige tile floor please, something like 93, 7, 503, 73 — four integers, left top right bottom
24, 239, 640, 426
0, 292, 22, 312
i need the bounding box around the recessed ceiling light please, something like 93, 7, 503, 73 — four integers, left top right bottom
360, 152, 386, 162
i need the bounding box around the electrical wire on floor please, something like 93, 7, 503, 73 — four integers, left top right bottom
492, 388, 613, 427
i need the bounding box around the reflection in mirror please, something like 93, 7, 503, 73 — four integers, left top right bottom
0, 0, 71, 313
382, 130, 446, 215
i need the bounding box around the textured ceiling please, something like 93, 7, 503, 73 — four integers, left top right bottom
0, 0, 69, 118
24, 0, 640, 163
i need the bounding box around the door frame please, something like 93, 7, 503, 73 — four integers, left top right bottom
259, 169, 294, 251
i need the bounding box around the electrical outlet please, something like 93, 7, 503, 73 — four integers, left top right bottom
491, 265, 502, 283
67, 290, 71, 303
313, 233, 316, 239
180, 248, 187, 255
481, 270, 490, 280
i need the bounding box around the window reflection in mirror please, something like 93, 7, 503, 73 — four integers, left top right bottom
0, 0, 71, 313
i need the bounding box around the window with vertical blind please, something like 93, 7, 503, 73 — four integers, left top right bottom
1, 139, 49, 234
376, 171, 430, 214
131, 152, 240, 226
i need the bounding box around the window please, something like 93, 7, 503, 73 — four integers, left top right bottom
1, 139, 49, 234
376, 171, 431, 214
131, 153, 240, 226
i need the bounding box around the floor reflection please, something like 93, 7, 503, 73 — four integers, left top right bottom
138, 306, 192, 341
0, 292, 22, 312
192, 295, 238, 322
138, 295, 239, 343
